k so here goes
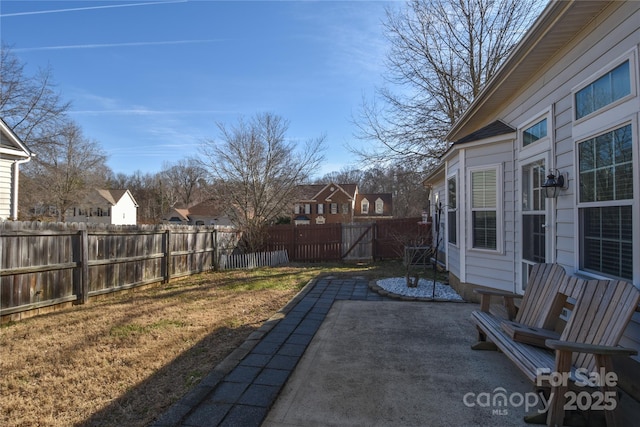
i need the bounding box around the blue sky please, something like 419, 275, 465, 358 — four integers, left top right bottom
1, 0, 393, 177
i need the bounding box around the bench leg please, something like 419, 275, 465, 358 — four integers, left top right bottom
471, 328, 497, 350
595, 354, 620, 427
547, 350, 572, 427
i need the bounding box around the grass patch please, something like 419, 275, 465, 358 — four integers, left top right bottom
0, 261, 407, 427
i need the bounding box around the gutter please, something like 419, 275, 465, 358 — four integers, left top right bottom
11, 156, 32, 220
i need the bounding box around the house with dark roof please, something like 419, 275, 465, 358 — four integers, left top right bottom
292, 182, 392, 225
163, 200, 233, 226
65, 189, 138, 225
0, 118, 33, 221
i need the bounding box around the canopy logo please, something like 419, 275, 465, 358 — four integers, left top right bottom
463, 368, 619, 416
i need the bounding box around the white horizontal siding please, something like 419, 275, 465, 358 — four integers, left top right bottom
498, 2, 640, 368
461, 141, 515, 292
0, 159, 13, 220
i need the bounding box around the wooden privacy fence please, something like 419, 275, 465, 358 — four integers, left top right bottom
266, 217, 432, 262
0, 221, 240, 322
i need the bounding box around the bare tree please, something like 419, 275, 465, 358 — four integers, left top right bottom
106, 170, 172, 224
317, 167, 365, 186
160, 157, 208, 207
0, 43, 70, 147
200, 112, 326, 252
360, 164, 430, 218
353, 0, 544, 166
22, 122, 109, 221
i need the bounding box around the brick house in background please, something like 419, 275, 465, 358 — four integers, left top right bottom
292, 182, 392, 225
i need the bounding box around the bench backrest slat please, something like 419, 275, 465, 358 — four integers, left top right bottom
516, 263, 569, 329
561, 279, 640, 372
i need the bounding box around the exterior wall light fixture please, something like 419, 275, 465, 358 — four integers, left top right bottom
542, 169, 567, 198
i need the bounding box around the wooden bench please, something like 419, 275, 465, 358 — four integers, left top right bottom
472, 278, 640, 426
472, 263, 580, 349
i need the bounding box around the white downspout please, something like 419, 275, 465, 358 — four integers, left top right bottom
12, 156, 32, 220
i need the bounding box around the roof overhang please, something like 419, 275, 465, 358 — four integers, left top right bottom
446, 0, 612, 142
0, 118, 33, 158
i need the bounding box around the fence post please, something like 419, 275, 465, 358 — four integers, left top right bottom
292, 225, 297, 262
79, 229, 89, 304
164, 229, 171, 283
213, 228, 219, 271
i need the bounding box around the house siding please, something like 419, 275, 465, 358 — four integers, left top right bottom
484, 2, 640, 363
0, 158, 12, 219
445, 160, 461, 279
426, 1, 640, 373
111, 194, 137, 225
462, 140, 516, 292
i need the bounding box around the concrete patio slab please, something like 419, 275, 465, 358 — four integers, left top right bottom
263, 300, 535, 427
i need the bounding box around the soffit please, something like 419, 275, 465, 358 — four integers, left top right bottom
447, 0, 612, 141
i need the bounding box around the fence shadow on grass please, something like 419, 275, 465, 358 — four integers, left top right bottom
78, 323, 257, 427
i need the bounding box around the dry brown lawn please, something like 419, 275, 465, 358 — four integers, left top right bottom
1, 263, 402, 427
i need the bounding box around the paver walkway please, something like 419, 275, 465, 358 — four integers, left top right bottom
152, 275, 391, 427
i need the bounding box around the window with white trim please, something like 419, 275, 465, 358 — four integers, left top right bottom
317, 203, 324, 214
523, 118, 547, 147
447, 175, 457, 245
330, 203, 338, 214
575, 60, 631, 120
470, 168, 499, 250
578, 124, 633, 279
375, 198, 384, 214
361, 198, 369, 214
304, 203, 311, 215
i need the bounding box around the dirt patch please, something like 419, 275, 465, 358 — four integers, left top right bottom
0, 265, 357, 427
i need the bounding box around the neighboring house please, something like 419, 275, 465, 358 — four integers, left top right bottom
292, 183, 392, 225
0, 118, 33, 221
423, 0, 639, 395
163, 200, 232, 226
65, 189, 138, 225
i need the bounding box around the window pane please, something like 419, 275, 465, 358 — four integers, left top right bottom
601, 206, 620, 240
581, 206, 632, 280
447, 177, 456, 208
448, 210, 457, 245
523, 214, 545, 263
596, 168, 614, 201
614, 125, 632, 163
472, 170, 496, 208
611, 61, 631, 100
579, 138, 594, 170
580, 172, 595, 203
615, 163, 633, 200
575, 86, 592, 119
595, 132, 613, 168
592, 73, 610, 111
523, 119, 547, 146
575, 60, 630, 119
473, 211, 497, 249
579, 124, 633, 203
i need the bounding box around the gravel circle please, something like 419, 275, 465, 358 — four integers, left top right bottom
373, 277, 464, 301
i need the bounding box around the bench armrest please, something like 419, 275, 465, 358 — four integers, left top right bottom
473, 289, 522, 298
545, 339, 639, 357
473, 288, 521, 319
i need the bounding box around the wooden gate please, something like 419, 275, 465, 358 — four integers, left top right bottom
342, 223, 374, 261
